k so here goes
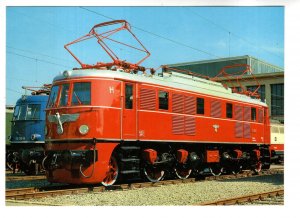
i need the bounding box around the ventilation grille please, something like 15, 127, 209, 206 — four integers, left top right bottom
235, 122, 243, 138
172, 115, 184, 135
235, 105, 243, 120
140, 88, 156, 110
184, 96, 196, 115
244, 106, 251, 121
172, 93, 184, 113
258, 109, 264, 123
185, 116, 196, 135
211, 100, 221, 118
244, 123, 251, 138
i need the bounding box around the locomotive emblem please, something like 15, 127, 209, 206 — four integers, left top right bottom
48, 112, 79, 134
212, 124, 220, 133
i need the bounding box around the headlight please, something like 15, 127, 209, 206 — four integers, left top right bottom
79, 125, 89, 135
63, 70, 71, 77
31, 134, 41, 141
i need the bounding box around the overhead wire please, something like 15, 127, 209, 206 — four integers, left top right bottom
7, 51, 73, 68
79, 7, 221, 59
7, 45, 76, 64
6, 88, 23, 94
186, 8, 283, 60
78, 7, 283, 69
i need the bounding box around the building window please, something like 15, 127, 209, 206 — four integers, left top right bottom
271, 84, 284, 116
226, 103, 233, 118
251, 107, 256, 121
247, 85, 265, 102
196, 98, 204, 114
231, 86, 242, 93
125, 84, 133, 109
159, 90, 169, 110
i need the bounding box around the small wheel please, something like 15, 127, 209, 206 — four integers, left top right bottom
6, 153, 14, 171
174, 165, 192, 179
101, 156, 119, 186
209, 165, 223, 176
231, 165, 242, 175
253, 161, 262, 173
143, 166, 165, 182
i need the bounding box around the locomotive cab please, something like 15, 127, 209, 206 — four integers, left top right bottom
8, 94, 48, 175
44, 70, 122, 184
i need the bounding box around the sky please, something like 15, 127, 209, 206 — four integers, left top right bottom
6, 6, 284, 105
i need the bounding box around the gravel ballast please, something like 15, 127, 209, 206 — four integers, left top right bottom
24, 174, 283, 206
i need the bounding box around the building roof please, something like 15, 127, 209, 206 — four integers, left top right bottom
167, 55, 284, 76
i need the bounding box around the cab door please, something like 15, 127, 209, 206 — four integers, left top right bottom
122, 82, 137, 139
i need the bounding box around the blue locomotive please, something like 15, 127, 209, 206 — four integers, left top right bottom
7, 85, 50, 175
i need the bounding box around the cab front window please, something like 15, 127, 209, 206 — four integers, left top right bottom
71, 82, 91, 105
12, 104, 41, 120
13, 105, 26, 120
47, 85, 59, 108
59, 84, 70, 106
26, 104, 41, 120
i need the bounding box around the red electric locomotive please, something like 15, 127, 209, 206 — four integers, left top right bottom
43, 20, 271, 186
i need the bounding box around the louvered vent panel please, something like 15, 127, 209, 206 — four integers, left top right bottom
172, 93, 184, 114
235, 122, 243, 138
140, 88, 156, 110
210, 100, 222, 118
172, 115, 184, 135
244, 123, 251, 138
235, 105, 243, 121
185, 116, 196, 135
184, 96, 196, 115
244, 106, 251, 121
258, 109, 264, 123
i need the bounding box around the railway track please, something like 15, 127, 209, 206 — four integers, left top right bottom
6, 168, 283, 201
199, 189, 284, 205
6, 175, 46, 182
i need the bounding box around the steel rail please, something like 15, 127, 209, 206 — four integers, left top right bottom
6, 168, 283, 201
198, 189, 284, 205
6, 175, 46, 182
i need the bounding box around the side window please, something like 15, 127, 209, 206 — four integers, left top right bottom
59, 84, 70, 106
18, 105, 27, 120
271, 126, 279, 133
279, 127, 284, 134
197, 97, 205, 114
125, 84, 133, 109
47, 85, 59, 108
251, 107, 257, 121
71, 82, 91, 105
159, 90, 169, 110
226, 103, 233, 118
12, 105, 20, 121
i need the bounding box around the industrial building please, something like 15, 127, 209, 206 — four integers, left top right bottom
167, 55, 284, 123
